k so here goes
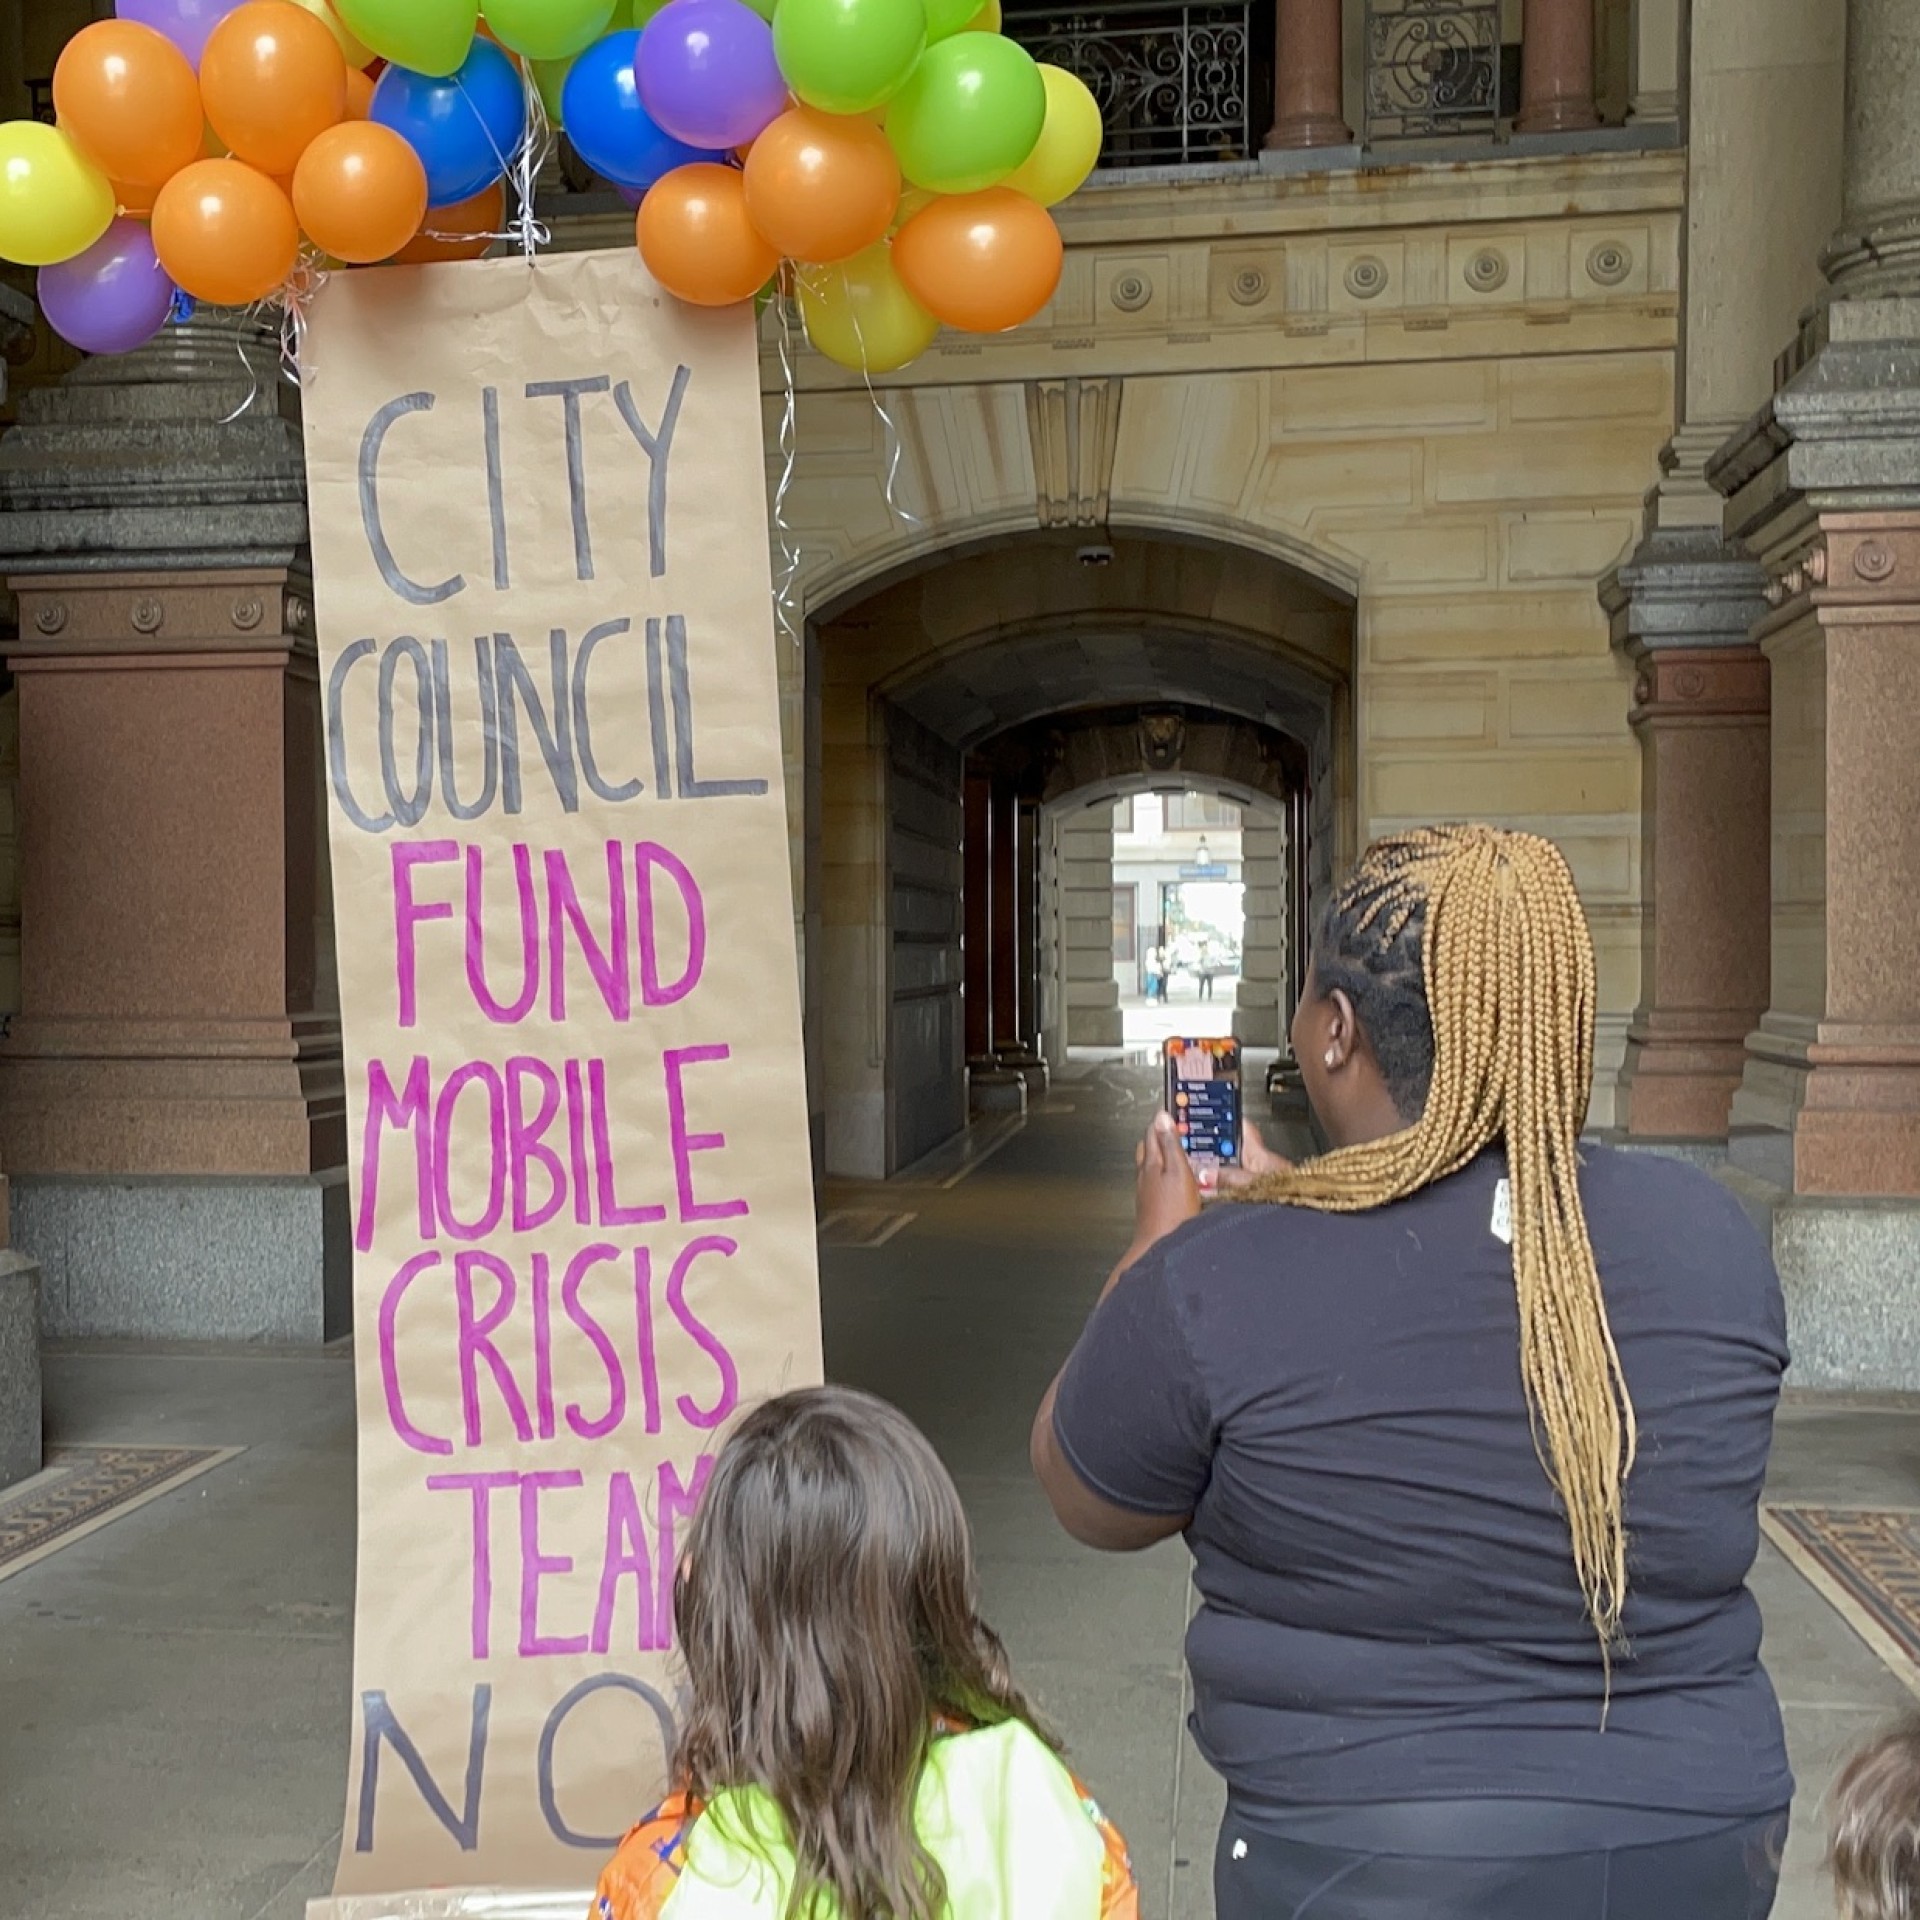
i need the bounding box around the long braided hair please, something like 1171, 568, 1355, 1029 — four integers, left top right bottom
1243, 824, 1637, 1647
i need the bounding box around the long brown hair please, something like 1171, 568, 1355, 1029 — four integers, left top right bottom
673, 1386, 1050, 1919
1831, 1717, 1920, 1919
1244, 825, 1636, 1649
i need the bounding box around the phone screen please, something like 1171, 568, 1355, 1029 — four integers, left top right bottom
1165, 1037, 1242, 1189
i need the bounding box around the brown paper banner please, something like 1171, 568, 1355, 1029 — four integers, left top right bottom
300, 250, 822, 1898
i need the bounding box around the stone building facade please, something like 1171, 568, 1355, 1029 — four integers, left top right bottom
0, 0, 1915, 1402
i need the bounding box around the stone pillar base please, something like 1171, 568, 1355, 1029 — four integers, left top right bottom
1619, 1015, 1753, 1139
1749, 1187, 1920, 1389
1065, 1006, 1123, 1048
0, 1251, 42, 1490
14, 1172, 350, 1343
967, 1066, 1029, 1116
996, 1050, 1050, 1099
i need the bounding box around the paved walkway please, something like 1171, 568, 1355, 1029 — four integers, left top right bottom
5, 1060, 1917, 1918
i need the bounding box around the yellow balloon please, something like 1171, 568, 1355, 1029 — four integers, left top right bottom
0, 121, 115, 266
1002, 65, 1102, 207
890, 185, 936, 232
966, 0, 1001, 27
289, 0, 377, 69
799, 243, 939, 374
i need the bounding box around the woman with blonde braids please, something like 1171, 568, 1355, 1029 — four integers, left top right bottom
1033, 824, 1792, 1919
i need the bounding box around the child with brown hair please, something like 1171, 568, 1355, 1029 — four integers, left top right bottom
592, 1385, 1138, 1920
1831, 1717, 1920, 1920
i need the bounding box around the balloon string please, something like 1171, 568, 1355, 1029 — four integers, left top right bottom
273, 251, 330, 388
845, 290, 921, 532
771, 289, 803, 648
217, 337, 265, 424
506, 60, 556, 260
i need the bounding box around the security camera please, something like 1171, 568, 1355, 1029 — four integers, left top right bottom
1077, 544, 1114, 567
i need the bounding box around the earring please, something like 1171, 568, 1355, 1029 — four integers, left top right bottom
1323, 1049, 1337, 1069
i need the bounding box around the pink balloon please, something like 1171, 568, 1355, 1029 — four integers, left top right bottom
116, 0, 246, 71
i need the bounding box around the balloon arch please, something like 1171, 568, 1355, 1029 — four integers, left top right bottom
4, 0, 1103, 371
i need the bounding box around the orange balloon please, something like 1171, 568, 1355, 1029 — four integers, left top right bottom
293, 121, 427, 263
114, 178, 162, 219
201, 1, 349, 178
638, 164, 779, 307
53, 20, 204, 190
892, 187, 1061, 332
743, 106, 899, 265
391, 180, 504, 262
152, 158, 302, 306
345, 68, 376, 119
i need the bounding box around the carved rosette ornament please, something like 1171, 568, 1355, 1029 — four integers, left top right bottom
1763, 538, 1829, 607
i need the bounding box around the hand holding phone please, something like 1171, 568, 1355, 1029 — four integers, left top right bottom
1164, 1037, 1242, 1191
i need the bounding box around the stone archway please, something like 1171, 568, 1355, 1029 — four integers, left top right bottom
808, 529, 1355, 1179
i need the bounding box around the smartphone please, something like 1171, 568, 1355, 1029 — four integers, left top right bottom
1164, 1037, 1242, 1190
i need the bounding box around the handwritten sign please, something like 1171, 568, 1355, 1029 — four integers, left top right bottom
301, 250, 821, 1896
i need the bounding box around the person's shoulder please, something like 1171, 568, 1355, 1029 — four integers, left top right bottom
591, 1796, 700, 1920
1579, 1141, 1758, 1233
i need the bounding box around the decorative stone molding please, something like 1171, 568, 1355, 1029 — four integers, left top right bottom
7, 572, 315, 660
1586, 242, 1634, 287
1025, 377, 1121, 532
1763, 537, 1829, 606
1465, 249, 1510, 294
1344, 255, 1388, 300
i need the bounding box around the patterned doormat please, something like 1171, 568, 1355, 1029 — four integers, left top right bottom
0, 1443, 243, 1583
1763, 1505, 1920, 1699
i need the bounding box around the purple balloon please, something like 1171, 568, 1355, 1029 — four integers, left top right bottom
116, 0, 245, 71
636, 0, 787, 151
39, 219, 178, 357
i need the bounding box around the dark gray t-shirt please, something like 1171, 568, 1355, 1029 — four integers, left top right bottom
1052, 1145, 1793, 1818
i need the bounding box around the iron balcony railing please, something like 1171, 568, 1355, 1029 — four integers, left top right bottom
1003, 0, 1271, 170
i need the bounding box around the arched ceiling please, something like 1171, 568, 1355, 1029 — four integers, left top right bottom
822, 528, 1354, 755
882, 623, 1334, 753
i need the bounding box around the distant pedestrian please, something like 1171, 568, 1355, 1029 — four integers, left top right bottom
594, 1387, 1140, 1920
1829, 1715, 1920, 1918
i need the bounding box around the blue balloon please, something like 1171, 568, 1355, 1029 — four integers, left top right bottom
372, 39, 529, 210
562, 29, 719, 192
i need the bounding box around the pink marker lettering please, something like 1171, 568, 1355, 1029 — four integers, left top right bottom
636, 842, 706, 1006
591, 1469, 655, 1655
377, 1250, 450, 1456
666, 1236, 741, 1431
664, 1045, 748, 1223
425, 1469, 518, 1658
454, 1249, 533, 1447
392, 841, 458, 1029
519, 1470, 589, 1657
465, 842, 539, 1024
356, 1055, 435, 1253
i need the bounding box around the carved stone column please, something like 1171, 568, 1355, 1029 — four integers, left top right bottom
0, 280, 39, 1491
1602, 533, 1772, 1138
1265, 0, 1351, 151
1517, 0, 1600, 134
1233, 810, 1283, 1049
1821, 0, 1920, 298
0, 311, 347, 1340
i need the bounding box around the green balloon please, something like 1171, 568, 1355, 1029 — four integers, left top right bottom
531, 55, 573, 125
483, 0, 615, 61
333, 0, 479, 77
773, 0, 927, 116
924, 0, 976, 38
887, 32, 1045, 193
627, 0, 671, 21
